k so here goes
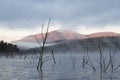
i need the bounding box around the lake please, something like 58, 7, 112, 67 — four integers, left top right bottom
0, 52, 120, 80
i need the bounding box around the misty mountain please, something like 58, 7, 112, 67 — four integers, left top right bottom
28, 36, 120, 53
14, 30, 87, 42
12, 30, 87, 49
88, 32, 118, 38
12, 29, 119, 49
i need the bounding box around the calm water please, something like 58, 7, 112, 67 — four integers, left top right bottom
0, 53, 120, 80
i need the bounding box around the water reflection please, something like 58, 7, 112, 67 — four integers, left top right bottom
38, 70, 43, 80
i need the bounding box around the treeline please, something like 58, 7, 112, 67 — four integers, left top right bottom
0, 40, 19, 52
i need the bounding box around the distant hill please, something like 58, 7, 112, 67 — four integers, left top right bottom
13, 30, 87, 42
28, 36, 120, 53
12, 30, 87, 49
88, 32, 118, 38
12, 29, 120, 49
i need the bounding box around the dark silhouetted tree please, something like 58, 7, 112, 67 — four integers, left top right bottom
0, 40, 19, 54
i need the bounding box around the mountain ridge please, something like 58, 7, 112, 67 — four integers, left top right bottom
88, 32, 118, 38
13, 30, 119, 43
13, 29, 87, 43
12, 29, 119, 49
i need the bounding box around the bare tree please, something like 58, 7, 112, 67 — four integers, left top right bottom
34, 18, 56, 71
98, 39, 103, 76
52, 50, 56, 64
82, 45, 96, 71
34, 18, 51, 71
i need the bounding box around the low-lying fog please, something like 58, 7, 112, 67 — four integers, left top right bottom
0, 51, 120, 80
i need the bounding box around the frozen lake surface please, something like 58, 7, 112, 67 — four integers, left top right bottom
0, 52, 120, 80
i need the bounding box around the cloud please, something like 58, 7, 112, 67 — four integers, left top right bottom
1, 0, 120, 42
76, 24, 120, 34
0, 0, 120, 29
0, 22, 61, 42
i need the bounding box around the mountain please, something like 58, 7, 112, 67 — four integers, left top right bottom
12, 30, 87, 49
14, 30, 87, 43
28, 36, 120, 53
12, 30, 119, 49
88, 32, 119, 38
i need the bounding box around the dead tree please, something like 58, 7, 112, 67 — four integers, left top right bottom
35, 18, 51, 71
34, 18, 56, 71
52, 50, 56, 64
82, 45, 96, 71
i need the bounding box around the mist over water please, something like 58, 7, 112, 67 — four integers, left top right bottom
12, 41, 59, 49
0, 51, 120, 80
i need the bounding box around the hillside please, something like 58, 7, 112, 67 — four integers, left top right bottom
28, 36, 120, 53
12, 30, 87, 49
14, 30, 87, 42
12, 29, 119, 49
88, 32, 118, 38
